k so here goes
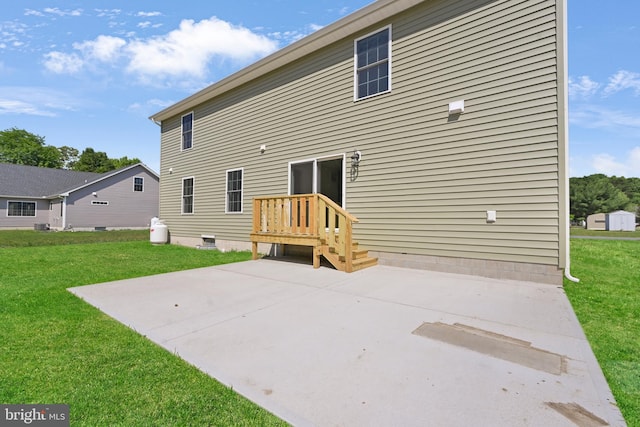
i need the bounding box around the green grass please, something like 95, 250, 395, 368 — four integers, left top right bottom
0, 229, 149, 247
564, 239, 640, 426
570, 226, 640, 238
3, 231, 638, 425
0, 232, 286, 426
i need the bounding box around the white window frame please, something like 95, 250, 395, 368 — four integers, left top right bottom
225, 168, 244, 214
7, 200, 37, 217
181, 112, 194, 151
354, 25, 392, 101
133, 176, 144, 192
288, 153, 346, 209
181, 176, 195, 215
91, 201, 110, 206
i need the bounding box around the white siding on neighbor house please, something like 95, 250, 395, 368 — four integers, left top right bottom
158, 0, 563, 267
66, 166, 159, 228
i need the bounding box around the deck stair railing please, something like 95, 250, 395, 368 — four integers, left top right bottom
250, 193, 377, 272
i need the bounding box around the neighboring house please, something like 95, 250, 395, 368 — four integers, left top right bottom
586, 213, 607, 231
0, 163, 159, 230
606, 210, 636, 231
149, 0, 571, 284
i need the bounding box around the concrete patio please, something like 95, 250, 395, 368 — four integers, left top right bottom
69, 259, 625, 426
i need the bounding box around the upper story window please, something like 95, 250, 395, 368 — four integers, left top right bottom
7, 201, 36, 217
355, 26, 391, 100
133, 177, 144, 192
182, 177, 194, 214
181, 112, 193, 150
226, 168, 243, 213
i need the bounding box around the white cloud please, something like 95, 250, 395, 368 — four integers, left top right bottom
43, 51, 84, 73
0, 87, 82, 116
0, 21, 28, 50
125, 17, 278, 81
43, 8, 83, 17
24, 9, 45, 17
269, 30, 305, 43
568, 75, 599, 99
570, 105, 640, 131
592, 147, 640, 177
309, 23, 324, 32
137, 11, 161, 17
138, 21, 151, 29
603, 70, 640, 96
0, 98, 57, 117
39, 16, 278, 85
127, 98, 173, 114
74, 35, 126, 62
95, 9, 121, 18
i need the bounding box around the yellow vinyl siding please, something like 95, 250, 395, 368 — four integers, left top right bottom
158, 0, 563, 268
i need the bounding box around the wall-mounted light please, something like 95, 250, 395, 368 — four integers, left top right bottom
350, 150, 362, 168
168, 167, 173, 174
260, 144, 267, 153
92, 192, 97, 197
350, 150, 362, 182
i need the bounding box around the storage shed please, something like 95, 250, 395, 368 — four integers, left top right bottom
586, 213, 606, 231
606, 210, 636, 231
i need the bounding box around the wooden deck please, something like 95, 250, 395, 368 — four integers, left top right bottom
250, 194, 377, 272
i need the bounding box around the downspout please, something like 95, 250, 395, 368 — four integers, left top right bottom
62, 195, 68, 230
559, 0, 579, 283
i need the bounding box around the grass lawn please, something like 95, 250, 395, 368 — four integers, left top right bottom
0, 231, 286, 426
564, 239, 640, 426
570, 226, 640, 238
0, 229, 149, 247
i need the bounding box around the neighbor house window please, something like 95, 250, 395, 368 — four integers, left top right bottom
7, 201, 36, 217
182, 177, 194, 214
226, 168, 243, 213
355, 26, 391, 100
133, 177, 144, 192
182, 112, 193, 150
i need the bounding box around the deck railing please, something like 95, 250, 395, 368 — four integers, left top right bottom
251, 193, 359, 271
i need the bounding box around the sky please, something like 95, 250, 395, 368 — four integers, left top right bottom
1, 0, 639, 178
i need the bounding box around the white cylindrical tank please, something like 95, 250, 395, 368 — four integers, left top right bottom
150, 220, 168, 244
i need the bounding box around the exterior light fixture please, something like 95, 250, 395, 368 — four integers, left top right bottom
350, 150, 362, 182
350, 150, 362, 168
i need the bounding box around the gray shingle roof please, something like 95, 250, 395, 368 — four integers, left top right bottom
0, 163, 103, 198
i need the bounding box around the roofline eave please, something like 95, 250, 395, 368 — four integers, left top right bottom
148, 0, 423, 123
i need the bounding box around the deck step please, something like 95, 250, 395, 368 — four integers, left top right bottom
353, 249, 369, 260
322, 244, 377, 272
352, 256, 378, 271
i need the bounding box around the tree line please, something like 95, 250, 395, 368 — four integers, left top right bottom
0, 127, 140, 173
570, 174, 640, 222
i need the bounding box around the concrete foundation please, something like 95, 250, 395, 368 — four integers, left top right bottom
168, 236, 563, 285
